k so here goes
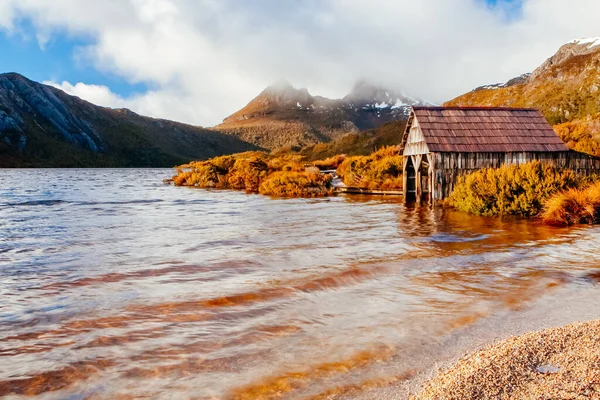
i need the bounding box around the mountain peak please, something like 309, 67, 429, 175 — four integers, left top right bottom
220, 81, 316, 125
571, 37, 600, 49
0, 72, 34, 87
0, 72, 27, 79
344, 80, 425, 109
217, 78, 431, 150
260, 80, 312, 104
530, 36, 600, 80
265, 79, 294, 92
346, 80, 390, 100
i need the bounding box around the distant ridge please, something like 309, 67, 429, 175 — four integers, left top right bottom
0, 73, 257, 167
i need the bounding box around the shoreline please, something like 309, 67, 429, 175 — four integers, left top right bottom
415, 319, 600, 399
350, 282, 600, 399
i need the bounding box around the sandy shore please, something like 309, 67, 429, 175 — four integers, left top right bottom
350, 283, 600, 399
415, 319, 600, 399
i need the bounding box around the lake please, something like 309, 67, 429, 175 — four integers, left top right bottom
1, 169, 600, 399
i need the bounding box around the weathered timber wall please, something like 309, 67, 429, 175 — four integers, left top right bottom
432, 151, 600, 200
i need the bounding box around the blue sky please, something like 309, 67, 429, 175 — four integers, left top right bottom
0, 19, 147, 97
0, 0, 521, 99
0, 0, 595, 126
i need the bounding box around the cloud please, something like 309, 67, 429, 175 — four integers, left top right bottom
45, 81, 126, 108
2, 0, 600, 125
45, 80, 209, 126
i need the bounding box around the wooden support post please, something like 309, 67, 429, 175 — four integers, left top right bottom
427, 153, 434, 204
402, 156, 409, 199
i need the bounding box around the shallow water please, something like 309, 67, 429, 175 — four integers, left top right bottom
1, 168, 600, 399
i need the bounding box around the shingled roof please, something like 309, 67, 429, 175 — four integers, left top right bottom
410, 107, 569, 153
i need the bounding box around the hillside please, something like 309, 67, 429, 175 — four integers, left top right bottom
0, 73, 257, 167
300, 120, 406, 160
445, 38, 600, 155
215, 80, 426, 151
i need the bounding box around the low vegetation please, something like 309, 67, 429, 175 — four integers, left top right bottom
174, 145, 406, 197
173, 152, 333, 197
312, 154, 346, 170
336, 146, 404, 190
554, 115, 600, 157
259, 170, 333, 197
445, 161, 591, 217
541, 181, 600, 225
301, 120, 407, 161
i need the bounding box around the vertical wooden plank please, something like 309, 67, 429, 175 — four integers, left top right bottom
403, 156, 409, 197
427, 153, 435, 204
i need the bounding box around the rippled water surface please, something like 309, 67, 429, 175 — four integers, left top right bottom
2, 168, 600, 399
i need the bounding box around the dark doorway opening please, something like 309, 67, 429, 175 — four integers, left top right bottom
405, 157, 416, 201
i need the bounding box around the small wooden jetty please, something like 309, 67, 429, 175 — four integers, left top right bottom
330, 176, 403, 196
334, 187, 403, 195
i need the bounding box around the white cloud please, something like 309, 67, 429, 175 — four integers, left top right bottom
45, 80, 210, 126
44, 81, 128, 108
2, 0, 600, 126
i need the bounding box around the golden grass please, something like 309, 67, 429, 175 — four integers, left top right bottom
445, 161, 590, 217
312, 154, 346, 170
259, 171, 333, 197
336, 146, 403, 189
554, 115, 600, 157
173, 152, 334, 197
173, 151, 268, 191
174, 146, 404, 197
227, 156, 269, 192
541, 181, 600, 225
414, 320, 600, 399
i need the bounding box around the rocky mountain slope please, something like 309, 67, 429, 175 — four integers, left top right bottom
446, 38, 600, 125
445, 38, 600, 156
215, 80, 427, 151
0, 73, 257, 167
471, 73, 531, 92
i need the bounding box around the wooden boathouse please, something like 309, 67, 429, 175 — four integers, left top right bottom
401, 106, 600, 201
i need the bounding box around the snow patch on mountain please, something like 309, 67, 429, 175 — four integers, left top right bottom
472, 73, 531, 92
572, 37, 600, 48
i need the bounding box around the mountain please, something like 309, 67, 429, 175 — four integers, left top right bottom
446, 38, 600, 125
0, 73, 257, 167
215, 80, 427, 151
471, 73, 531, 92
445, 37, 600, 156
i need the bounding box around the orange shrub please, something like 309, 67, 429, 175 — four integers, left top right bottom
541, 181, 600, 225
227, 157, 269, 192
445, 161, 590, 217
172, 152, 337, 197
336, 146, 403, 189
259, 171, 333, 197
312, 154, 346, 170
266, 154, 305, 172
554, 116, 600, 157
